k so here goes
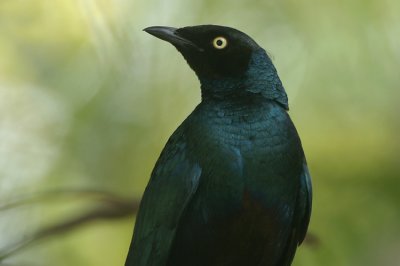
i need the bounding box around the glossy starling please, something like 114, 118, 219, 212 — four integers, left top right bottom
125, 25, 312, 266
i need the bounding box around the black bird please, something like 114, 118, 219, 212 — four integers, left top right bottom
126, 25, 312, 266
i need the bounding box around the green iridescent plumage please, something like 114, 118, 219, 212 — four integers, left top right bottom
126, 25, 312, 266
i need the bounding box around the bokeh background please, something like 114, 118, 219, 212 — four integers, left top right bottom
1, 0, 399, 265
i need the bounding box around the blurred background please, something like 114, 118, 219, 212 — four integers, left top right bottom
0, 0, 399, 265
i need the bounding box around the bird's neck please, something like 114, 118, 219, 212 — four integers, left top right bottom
199, 49, 289, 110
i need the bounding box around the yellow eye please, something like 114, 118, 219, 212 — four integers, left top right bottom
212, 36, 228, 49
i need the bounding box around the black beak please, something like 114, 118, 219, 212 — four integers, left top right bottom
143, 26, 203, 52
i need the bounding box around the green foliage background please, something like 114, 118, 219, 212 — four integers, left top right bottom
0, 0, 399, 265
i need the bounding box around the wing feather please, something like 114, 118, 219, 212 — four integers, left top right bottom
279, 159, 313, 266
125, 127, 202, 266
298, 160, 312, 244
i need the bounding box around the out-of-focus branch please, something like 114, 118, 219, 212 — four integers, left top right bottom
303, 232, 320, 247
0, 189, 139, 261
0, 188, 130, 211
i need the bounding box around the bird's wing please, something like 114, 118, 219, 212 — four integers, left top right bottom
125, 128, 202, 266
297, 160, 313, 244
279, 159, 312, 266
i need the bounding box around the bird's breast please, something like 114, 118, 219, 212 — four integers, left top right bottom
168, 101, 303, 265
186, 100, 303, 215
191, 100, 300, 156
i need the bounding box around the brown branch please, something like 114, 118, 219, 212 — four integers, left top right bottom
303, 232, 321, 247
0, 190, 139, 261
0, 188, 127, 212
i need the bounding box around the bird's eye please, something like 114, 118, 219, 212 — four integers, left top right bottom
212, 36, 228, 49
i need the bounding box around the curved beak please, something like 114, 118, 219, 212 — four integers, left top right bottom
143, 26, 203, 52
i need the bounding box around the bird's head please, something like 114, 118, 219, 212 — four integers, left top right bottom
144, 25, 288, 109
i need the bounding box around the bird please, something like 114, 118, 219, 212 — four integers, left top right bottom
125, 25, 312, 266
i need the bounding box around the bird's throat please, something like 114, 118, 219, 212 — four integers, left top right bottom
199, 49, 289, 109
